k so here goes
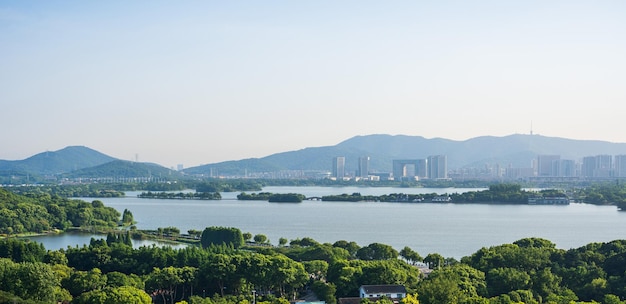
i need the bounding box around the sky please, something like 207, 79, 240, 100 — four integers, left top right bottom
1, 1, 625, 168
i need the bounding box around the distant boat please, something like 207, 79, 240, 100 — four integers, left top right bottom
528, 196, 570, 205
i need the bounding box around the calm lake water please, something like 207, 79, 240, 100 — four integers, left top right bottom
25, 232, 187, 250
31, 186, 626, 259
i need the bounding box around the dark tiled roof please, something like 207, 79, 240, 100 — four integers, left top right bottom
338, 297, 361, 304
360, 285, 407, 294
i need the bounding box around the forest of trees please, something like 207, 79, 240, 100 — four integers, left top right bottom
0, 188, 122, 234
3, 233, 626, 303
5, 183, 626, 303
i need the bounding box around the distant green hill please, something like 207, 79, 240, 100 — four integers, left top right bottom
0, 146, 115, 175
0, 146, 118, 183
61, 160, 182, 180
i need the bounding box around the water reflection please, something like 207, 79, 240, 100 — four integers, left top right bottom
24, 231, 188, 251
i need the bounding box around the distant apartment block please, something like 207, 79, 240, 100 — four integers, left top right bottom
358, 156, 370, 178
332, 156, 345, 179
615, 155, 626, 177
559, 159, 576, 177
536, 155, 560, 177
427, 155, 447, 179
581, 156, 596, 177
596, 155, 613, 177
582, 155, 613, 178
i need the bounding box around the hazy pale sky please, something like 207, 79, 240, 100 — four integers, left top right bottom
1, 1, 625, 168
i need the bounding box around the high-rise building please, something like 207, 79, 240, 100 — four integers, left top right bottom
358, 156, 370, 178
595, 155, 613, 177
537, 155, 560, 177
559, 160, 576, 177
582, 155, 613, 178
615, 155, 626, 177
581, 156, 596, 177
332, 157, 345, 179
416, 159, 428, 179
427, 155, 447, 179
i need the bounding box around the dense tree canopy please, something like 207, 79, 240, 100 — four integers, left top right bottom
0, 188, 121, 234
2, 234, 626, 303
200, 226, 245, 249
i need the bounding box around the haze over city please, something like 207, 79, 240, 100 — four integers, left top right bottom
1, 1, 625, 168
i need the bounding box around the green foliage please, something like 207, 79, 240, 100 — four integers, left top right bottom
6, 226, 626, 304
63, 268, 108, 297
0, 258, 63, 302
268, 193, 306, 203
423, 253, 445, 269
0, 238, 46, 262
253, 234, 268, 244
0, 188, 122, 234
327, 259, 420, 298
121, 209, 134, 225
450, 184, 531, 204
400, 246, 423, 264
283, 243, 350, 263
138, 191, 221, 200
579, 182, 626, 205
311, 280, 337, 304
489, 184, 522, 193
201, 227, 244, 249
322, 193, 378, 202
238, 191, 308, 202
105, 231, 133, 247
237, 192, 272, 200
73, 285, 151, 304
356, 243, 398, 260
196, 180, 263, 193
290, 237, 320, 247
333, 240, 361, 257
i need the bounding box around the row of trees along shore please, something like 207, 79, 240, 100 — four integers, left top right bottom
8, 181, 626, 207
4, 226, 626, 304
238, 184, 565, 204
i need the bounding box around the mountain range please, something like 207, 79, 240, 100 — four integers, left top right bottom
184, 134, 626, 176
3, 134, 626, 180
0, 146, 181, 182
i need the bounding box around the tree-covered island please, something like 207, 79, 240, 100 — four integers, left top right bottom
237, 192, 306, 203
318, 184, 566, 204
138, 191, 221, 200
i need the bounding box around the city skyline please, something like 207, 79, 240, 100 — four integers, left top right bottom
1, 1, 625, 168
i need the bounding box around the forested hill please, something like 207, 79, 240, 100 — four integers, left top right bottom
0, 146, 116, 175
0, 147, 183, 183
60, 160, 183, 180
183, 134, 626, 176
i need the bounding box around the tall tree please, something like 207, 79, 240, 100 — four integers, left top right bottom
201, 227, 244, 249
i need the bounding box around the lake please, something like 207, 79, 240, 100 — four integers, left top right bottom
24, 232, 188, 250
31, 186, 626, 259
